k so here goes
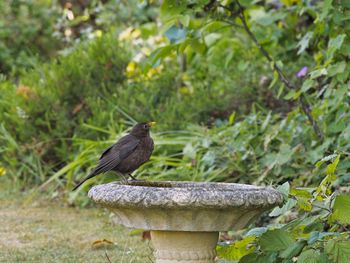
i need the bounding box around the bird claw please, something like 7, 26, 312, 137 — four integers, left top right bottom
128, 173, 137, 181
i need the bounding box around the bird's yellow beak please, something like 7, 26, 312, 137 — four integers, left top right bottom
148, 121, 156, 128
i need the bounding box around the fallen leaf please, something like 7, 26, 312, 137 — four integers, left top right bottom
92, 239, 115, 247
72, 102, 85, 115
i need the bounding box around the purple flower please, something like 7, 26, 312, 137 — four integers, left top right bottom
296, 66, 308, 78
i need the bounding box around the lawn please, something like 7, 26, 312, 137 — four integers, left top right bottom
0, 179, 152, 263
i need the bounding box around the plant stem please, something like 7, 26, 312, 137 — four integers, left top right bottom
232, 0, 324, 141
105, 251, 112, 263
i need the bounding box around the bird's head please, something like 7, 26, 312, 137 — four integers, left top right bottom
130, 122, 156, 138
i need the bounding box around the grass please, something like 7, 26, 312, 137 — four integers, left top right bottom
0, 178, 152, 263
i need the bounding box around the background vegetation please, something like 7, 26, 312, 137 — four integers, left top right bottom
0, 0, 349, 262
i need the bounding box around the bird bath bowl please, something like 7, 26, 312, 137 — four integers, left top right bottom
88, 181, 282, 262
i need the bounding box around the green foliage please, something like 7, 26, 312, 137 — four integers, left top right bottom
0, 0, 160, 76
149, 0, 350, 141
330, 194, 350, 224
0, 0, 62, 75
259, 229, 294, 252
219, 155, 350, 262
1, 31, 254, 187
133, 1, 350, 262
0, 32, 130, 183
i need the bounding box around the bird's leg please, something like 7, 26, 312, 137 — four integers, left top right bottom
118, 173, 129, 184
128, 173, 137, 181
128, 173, 149, 184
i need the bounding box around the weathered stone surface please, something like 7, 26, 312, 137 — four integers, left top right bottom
151, 231, 218, 263
88, 181, 282, 231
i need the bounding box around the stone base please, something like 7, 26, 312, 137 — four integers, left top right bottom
151, 231, 219, 263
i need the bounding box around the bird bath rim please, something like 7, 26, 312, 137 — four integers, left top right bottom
88, 180, 283, 210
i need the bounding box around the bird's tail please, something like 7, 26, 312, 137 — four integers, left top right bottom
72, 171, 97, 191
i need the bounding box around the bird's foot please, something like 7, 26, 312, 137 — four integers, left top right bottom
128, 173, 137, 181
128, 174, 149, 183
118, 173, 148, 185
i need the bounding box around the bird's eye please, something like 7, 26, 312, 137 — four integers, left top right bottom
143, 124, 148, 129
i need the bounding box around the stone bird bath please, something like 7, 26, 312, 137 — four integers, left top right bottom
88, 181, 282, 263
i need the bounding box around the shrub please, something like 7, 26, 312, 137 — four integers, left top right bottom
0, 0, 63, 75
0, 32, 129, 182
0, 30, 258, 185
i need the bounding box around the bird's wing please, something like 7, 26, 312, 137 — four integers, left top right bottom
92, 135, 140, 175
99, 145, 113, 160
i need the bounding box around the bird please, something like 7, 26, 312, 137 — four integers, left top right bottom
72, 122, 155, 191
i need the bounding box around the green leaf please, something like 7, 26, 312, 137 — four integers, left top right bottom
261, 111, 272, 131
179, 15, 190, 27
309, 68, 327, 79
128, 229, 144, 236
280, 241, 306, 259
277, 181, 290, 200
290, 188, 313, 199
297, 32, 313, 55
304, 221, 324, 233
238, 60, 249, 71
244, 227, 268, 237
283, 216, 320, 234
183, 142, 196, 159
301, 79, 315, 93
326, 155, 340, 175
179, 39, 190, 53
341, 125, 350, 141
250, 9, 273, 26
201, 21, 229, 33
326, 240, 350, 263
284, 90, 302, 100
204, 33, 221, 46
165, 25, 187, 44
328, 34, 346, 50
217, 236, 256, 260
143, 45, 177, 70
228, 111, 236, 125
319, 252, 331, 263
330, 194, 350, 224
189, 39, 206, 54
297, 197, 313, 212
327, 61, 346, 77
269, 198, 297, 217
276, 144, 293, 165
160, 0, 186, 22
260, 229, 295, 251
327, 34, 346, 59
298, 249, 321, 263
315, 154, 339, 168
340, 0, 350, 7
225, 51, 235, 68
307, 231, 337, 245
239, 253, 259, 263
249, 8, 285, 26
320, 0, 333, 21
240, 252, 278, 263
139, 22, 158, 39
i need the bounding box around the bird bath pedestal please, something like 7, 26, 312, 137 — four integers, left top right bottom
88, 181, 282, 263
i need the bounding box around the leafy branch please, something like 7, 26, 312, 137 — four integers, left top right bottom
222, 0, 324, 141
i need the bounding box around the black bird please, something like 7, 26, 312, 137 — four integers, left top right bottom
72, 122, 155, 191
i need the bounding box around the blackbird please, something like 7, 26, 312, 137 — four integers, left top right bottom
72, 122, 155, 191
